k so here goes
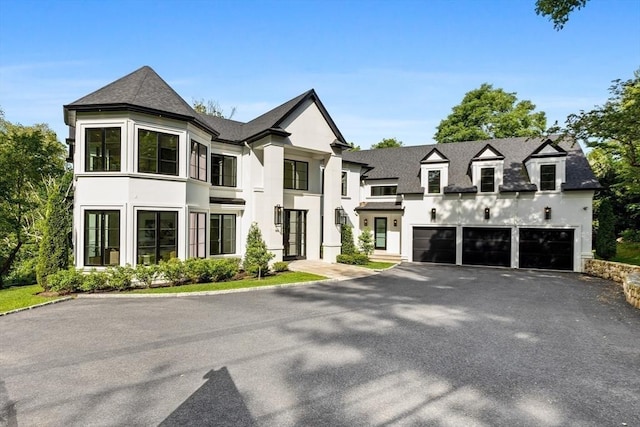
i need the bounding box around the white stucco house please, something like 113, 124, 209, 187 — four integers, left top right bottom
64, 66, 600, 273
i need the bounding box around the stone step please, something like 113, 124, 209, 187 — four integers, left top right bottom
369, 253, 402, 263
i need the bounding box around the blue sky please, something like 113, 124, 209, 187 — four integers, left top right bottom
0, 0, 639, 148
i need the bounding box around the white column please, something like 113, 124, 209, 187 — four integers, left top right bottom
322, 152, 342, 262
261, 141, 284, 261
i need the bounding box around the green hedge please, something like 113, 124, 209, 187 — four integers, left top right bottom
336, 253, 369, 265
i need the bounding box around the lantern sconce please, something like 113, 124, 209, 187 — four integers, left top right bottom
544, 206, 551, 220
393, 219, 398, 227
274, 204, 283, 225
484, 207, 490, 220
335, 207, 347, 225
363, 218, 368, 227
431, 208, 436, 222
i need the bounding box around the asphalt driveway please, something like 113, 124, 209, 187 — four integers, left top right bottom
1, 264, 638, 426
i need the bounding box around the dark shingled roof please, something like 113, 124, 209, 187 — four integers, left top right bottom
64, 66, 217, 136
355, 201, 404, 211
343, 136, 600, 194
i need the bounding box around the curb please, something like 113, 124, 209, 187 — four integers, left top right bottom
0, 297, 75, 317
76, 278, 337, 299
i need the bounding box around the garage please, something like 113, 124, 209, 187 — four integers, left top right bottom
412, 227, 456, 264
519, 228, 574, 271
462, 227, 511, 267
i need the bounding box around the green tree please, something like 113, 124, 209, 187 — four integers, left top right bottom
595, 198, 616, 260
371, 138, 403, 149
192, 98, 236, 119
358, 227, 374, 255
36, 172, 73, 290
346, 141, 360, 151
535, 0, 589, 30
341, 224, 357, 255
0, 113, 66, 287
434, 83, 547, 143
243, 222, 275, 278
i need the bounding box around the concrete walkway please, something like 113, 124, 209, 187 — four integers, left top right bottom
288, 259, 379, 280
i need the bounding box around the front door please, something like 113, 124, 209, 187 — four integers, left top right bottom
374, 217, 387, 250
283, 210, 307, 259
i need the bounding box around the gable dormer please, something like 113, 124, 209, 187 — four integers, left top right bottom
524, 139, 567, 192
470, 144, 504, 193
420, 148, 449, 194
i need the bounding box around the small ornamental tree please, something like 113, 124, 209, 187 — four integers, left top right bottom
341, 224, 357, 255
36, 172, 73, 290
243, 222, 275, 278
595, 199, 617, 260
358, 227, 374, 256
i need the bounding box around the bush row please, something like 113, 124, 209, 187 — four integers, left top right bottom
47, 257, 241, 294
336, 253, 369, 265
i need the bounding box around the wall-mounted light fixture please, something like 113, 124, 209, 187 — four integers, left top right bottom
484, 207, 490, 220
544, 206, 551, 220
431, 208, 436, 222
335, 207, 347, 225
274, 204, 283, 225
393, 219, 398, 227
364, 218, 368, 227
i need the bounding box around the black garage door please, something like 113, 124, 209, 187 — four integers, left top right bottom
462, 227, 511, 267
413, 227, 456, 264
519, 228, 574, 271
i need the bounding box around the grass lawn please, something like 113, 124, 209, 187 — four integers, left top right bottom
0, 284, 65, 314
363, 261, 397, 270
129, 271, 326, 294
611, 242, 640, 266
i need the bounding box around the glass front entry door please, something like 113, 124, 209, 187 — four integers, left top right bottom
374, 217, 387, 250
284, 210, 307, 259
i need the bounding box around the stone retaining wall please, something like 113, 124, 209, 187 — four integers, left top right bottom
584, 259, 640, 309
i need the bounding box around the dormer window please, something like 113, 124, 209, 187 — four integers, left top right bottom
420, 148, 449, 195
427, 170, 441, 194
540, 165, 556, 191
480, 168, 495, 192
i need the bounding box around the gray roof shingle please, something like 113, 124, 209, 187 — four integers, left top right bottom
343, 136, 600, 194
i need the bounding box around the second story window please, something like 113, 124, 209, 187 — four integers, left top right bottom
540, 164, 556, 191
190, 141, 207, 181
427, 170, 441, 194
341, 171, 347, 196
284, 159, 308, 190
138, 129, 179, 176
480, 168, 495, 192
85, 128, 121, 172
211, 154, 237, 187
371, 185, 397, 196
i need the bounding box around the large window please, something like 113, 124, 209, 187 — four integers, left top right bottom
85, 128, 121, 172
371, 185, 397, 196
341, 171, 348, 196
211, 154, 237, 187
190, 141, 207, 181
284, 159, 308, 190
210, 214, 236, 255
480, 168, 495, 192
427, 170, 441, 194
137, 211, 178, 265
189, 212, 206, 258
84, 211, 120, 266
540, 164, 556, 191
138, 129, 179, 176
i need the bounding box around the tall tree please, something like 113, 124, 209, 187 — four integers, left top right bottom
346, 141, 361, 151
371, 138, 403, 149
434, 84, 547, 144
595, 198, 616, 260
0, 114, 65, 286
535, 0, 589, 30
192, 98, 236, 119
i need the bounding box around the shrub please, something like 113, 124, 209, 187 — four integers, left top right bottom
47, 268, 83, 294
134, 263, 159, 288
106, 264, 135, 291
208, 258, 241, 281
336, 253, 369, 265
80, 269, 109, 292
596, 199, 617, 260
341, 224, 357, 255
358, 227, 374, 255
159, 258, 188, 286
621, 229, 640, 243
243, 222, 275, 278
273, 261, 289, 272
185, 258, 210, 283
